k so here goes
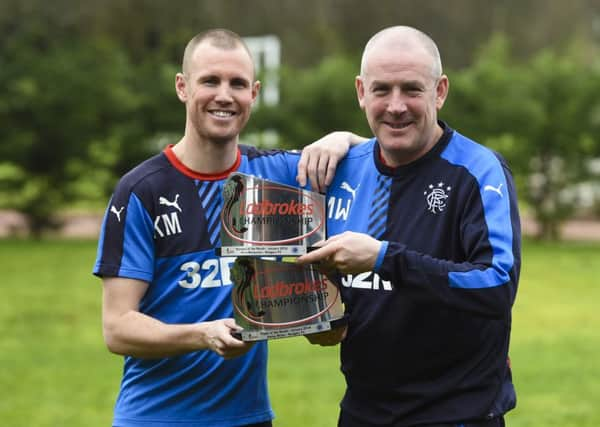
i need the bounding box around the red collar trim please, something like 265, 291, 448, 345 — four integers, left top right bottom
163, 144, 241, 181
377, 146, 398, 171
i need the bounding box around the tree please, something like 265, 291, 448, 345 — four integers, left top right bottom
248, 54, 371, 149
0, 32, 141, 235
444, 35, 600, 239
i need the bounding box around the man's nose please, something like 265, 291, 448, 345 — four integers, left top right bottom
214, 84, 234, 103
386, 88, 406, 114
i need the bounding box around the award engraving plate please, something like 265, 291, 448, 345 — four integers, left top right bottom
230, 257, 345, 341
220, 173, 326, 256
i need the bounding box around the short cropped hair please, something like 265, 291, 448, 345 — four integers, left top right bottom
182, 28, 254, 75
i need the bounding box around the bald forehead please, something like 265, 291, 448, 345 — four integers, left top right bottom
360, 27, 441, 78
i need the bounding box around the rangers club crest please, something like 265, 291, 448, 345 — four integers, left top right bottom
424, 182, 452, 214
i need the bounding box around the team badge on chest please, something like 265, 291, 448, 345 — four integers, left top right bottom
424, 182, 452, 214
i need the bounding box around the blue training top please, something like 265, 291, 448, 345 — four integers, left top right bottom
325, 123, 521, 426
94, 144, 300, 427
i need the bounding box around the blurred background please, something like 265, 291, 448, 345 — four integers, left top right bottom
1, 0, 600, 238
1, 1, 599, 426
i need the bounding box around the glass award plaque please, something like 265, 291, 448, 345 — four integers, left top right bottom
220, 172, 326, 256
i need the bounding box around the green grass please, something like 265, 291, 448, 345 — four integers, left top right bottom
1, 239, 599, 426
507, 241, 600, 427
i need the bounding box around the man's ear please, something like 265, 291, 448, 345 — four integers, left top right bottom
175, 73, 188, 103
355, 76, 366, 110
251, 80, 261, 105
435, 75, 449, 110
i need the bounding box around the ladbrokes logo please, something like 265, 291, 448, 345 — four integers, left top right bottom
242, 200, 314, 216
253, 279, 327, 299
222, 183, 325, 245
230, 258, 341, 330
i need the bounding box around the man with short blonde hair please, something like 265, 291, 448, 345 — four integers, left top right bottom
94, 28, 355, 427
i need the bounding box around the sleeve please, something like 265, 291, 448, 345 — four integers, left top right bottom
276, 150, 302, 188
376, 160, 521, 318
93, 181, 156, 283
244, 146, 303, 189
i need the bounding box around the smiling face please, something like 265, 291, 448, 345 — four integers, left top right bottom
356, 35, 448, 167
176, 41, 259, 147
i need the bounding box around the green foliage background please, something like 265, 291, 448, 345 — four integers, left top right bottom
1, 239, 599, 426
2, 3, 600, 426
2, 26, 600, 238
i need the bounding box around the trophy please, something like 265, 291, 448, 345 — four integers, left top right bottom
220, 172, 346, 341
220, 172, 326, 256
230, 257, 346, 341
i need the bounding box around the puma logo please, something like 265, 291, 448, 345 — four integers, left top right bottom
340, 181, 359, 200
159, 194, 182, 212
110, 205, 124, 222
484, 183, 503, 197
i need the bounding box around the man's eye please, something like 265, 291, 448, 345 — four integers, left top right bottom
403, 85, 425, 95
231, 79, 248, 89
